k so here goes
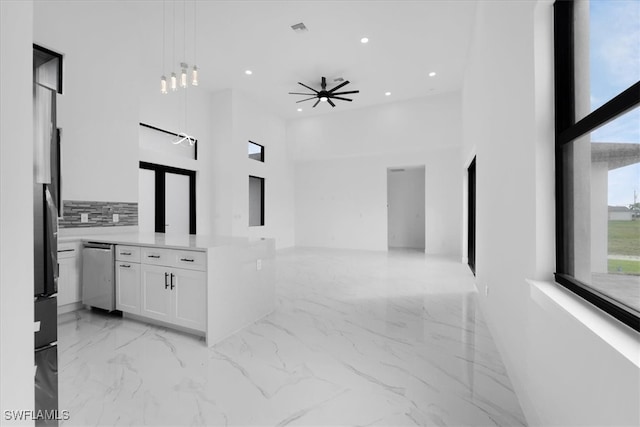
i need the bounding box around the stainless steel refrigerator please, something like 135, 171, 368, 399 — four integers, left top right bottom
33, 45, 62, 426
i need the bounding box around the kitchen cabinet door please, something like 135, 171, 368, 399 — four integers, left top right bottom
140, 264, 172, 322
57, 243, 81, 307
116, 262, 141, 314
171, 268, 206, 331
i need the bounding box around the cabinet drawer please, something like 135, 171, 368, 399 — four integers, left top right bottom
57, 242, 79, 260
116, 245, 141, 262
172, 250, 207, 271
141, 247, 173, 266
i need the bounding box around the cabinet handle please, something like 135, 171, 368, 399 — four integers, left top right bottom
120, 251, 132, 256
148, 254, 160, 259
164, 272, 169, 289
120, 264, 131, 268
180, 258, 194, 262
58, 249, 75, 253
170, 273, 175, 290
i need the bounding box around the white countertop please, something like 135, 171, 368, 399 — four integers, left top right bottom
60, 231, 269, 251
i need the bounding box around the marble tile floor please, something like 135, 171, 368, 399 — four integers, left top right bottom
57, 248, 527, 426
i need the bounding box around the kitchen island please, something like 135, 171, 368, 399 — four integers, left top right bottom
76, 232, 275, 347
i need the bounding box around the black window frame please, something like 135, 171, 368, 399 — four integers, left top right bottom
554, 0, 640, 332
140, 122, 198, 160
468, 157, 476, 275
248, 141, 265, 162
139, 161, 197, 234
248, 175, 265, 227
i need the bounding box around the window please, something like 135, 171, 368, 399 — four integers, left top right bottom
248, 141, 264, 162
468, 157, 476, 275
554, 0, 640, 332
249, 176, 264, 227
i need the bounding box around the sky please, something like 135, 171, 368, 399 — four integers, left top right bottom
589, 0, 640, 207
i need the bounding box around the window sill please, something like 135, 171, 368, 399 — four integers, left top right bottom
527, 279, 640, 368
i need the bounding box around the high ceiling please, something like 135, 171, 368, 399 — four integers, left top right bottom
135, 1, 478, 120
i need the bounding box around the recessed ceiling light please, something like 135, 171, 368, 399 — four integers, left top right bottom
297, 108, 302, 112
360, 37, 369, 44
385, 92, 391, 96
245, 70, 253, 75
428, 71, 437, 77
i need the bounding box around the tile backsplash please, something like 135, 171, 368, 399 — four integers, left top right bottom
59, 200, 138, 228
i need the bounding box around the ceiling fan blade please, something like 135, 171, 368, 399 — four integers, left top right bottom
296, 97, 317, 103
312, 99, 320, 108
298, 82, 319, 93
327, 98, 336, 107
328, 80, 350, 93
321, 77, 326, 90
331, 96, 353, 102
331, 90, 359, 95
289, 92, 316, 96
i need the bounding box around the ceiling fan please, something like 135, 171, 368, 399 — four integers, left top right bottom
289, 76, 359, 107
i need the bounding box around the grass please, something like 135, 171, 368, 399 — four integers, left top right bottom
608, 220, 640, 256
608, 259, 640, 275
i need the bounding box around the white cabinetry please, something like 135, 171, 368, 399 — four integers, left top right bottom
57, 241, 82, 311
115, 245, 141, 314
140, 264, 206, 331
118, 244, 206, 332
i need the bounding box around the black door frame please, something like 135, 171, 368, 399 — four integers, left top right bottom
139, 162, 196, 234
468, 157, 476, 275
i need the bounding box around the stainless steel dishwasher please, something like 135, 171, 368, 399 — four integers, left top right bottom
82, 242, 115, 311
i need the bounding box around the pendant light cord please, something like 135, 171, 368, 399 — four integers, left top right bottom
162, 1, 165, 74
172, 1, 175, 70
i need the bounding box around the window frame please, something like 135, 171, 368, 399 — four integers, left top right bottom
248, 141, 265, 162
554, 0, 640, 332
248, 175, 265, 227
139, 161, 197, 234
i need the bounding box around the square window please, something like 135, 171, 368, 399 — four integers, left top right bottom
248, 141, 264, 162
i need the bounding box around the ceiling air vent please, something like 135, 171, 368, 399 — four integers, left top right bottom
291, 23, 308, 33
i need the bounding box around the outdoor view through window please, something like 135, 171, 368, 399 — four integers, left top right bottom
578, 0, 640, 315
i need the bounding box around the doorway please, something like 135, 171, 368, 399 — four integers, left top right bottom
138, 162, 196, 234
468, 157, 476, 274
387, 166, 425, 251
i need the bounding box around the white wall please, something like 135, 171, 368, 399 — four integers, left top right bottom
387, 167, 425, 250
462, 1, 639, 425
33, 1, 139, 203
289, 93, 462, 255
210, 89, 295, 248
0, 0, 35, 422
139, 79, 213, 235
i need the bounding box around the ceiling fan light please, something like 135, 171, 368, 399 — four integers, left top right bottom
320, 96, 328, 102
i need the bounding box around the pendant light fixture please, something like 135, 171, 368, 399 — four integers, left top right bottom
160, 1, 168, 94
159, 0, 199, 95
191, 1, 198, 86
170, 1, 177, 91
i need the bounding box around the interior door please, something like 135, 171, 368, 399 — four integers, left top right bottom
165, 172, 190, 234
138, 162, 196, 234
